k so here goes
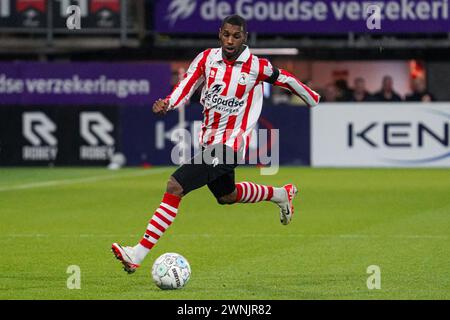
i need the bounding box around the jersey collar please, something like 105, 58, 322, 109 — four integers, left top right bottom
215, 45, 251, 64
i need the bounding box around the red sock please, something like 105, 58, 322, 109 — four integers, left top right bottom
235, 182, 274, 203
139, 193, 181, 250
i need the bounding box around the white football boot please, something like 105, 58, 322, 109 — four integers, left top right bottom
277, 184, 298, 225
111, 243, 140, 274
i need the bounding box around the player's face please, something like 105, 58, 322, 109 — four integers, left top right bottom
219, 23, 247, 61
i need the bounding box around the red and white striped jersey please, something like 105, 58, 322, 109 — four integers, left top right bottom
166, 46, 320, 153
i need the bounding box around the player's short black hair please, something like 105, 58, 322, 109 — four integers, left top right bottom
221, 15, 247, 33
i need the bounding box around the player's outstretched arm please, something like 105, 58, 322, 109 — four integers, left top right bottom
273, 68, 320, 107
166, 49, 210, 111
259, 59, 320, 107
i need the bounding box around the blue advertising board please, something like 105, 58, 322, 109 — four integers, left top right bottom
154, 0, 450, 34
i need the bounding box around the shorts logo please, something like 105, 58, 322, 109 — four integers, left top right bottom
238, 73, 248, 85
209, 69, 216, 78
80, 112, 115, 160
211, 157, 219, 167
22, 112, 58, 161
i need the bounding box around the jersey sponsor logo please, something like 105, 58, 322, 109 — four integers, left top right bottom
80, 112, 115, 160
22, 112, 58, 161
209, 82, 224, 95
166, 0, 196, 26
203, 81, 245, 113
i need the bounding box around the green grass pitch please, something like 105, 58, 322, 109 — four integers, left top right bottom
0, 167, 449, 300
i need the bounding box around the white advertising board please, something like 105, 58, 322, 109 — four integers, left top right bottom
311, 103, 450, 167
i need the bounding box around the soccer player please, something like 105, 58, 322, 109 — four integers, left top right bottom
112, 15, 320, 273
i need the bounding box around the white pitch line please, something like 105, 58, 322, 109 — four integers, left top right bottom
0, 168, 170, 192
0, 233, 447, 240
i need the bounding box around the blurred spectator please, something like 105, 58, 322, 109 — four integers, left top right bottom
405, 78, 435, 102
350, 77, 373, 102
171, 69, 181, 87
373, 76, 403, 102
321, 83, 338, 102
272, 86, 292, 105
335, 79, 353, 101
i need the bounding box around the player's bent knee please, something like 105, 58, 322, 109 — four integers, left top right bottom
167, 176, 184, 197
217, 193, 236, 205
217, 197, 228, 205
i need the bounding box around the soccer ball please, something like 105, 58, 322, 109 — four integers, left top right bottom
151, 252, 191, 290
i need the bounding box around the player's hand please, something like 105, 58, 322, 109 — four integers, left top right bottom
152, 99, 170, 116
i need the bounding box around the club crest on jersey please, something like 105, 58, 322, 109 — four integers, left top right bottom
239, 73, 249, 85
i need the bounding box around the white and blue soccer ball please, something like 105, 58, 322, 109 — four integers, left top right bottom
151, 252, 191, 290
